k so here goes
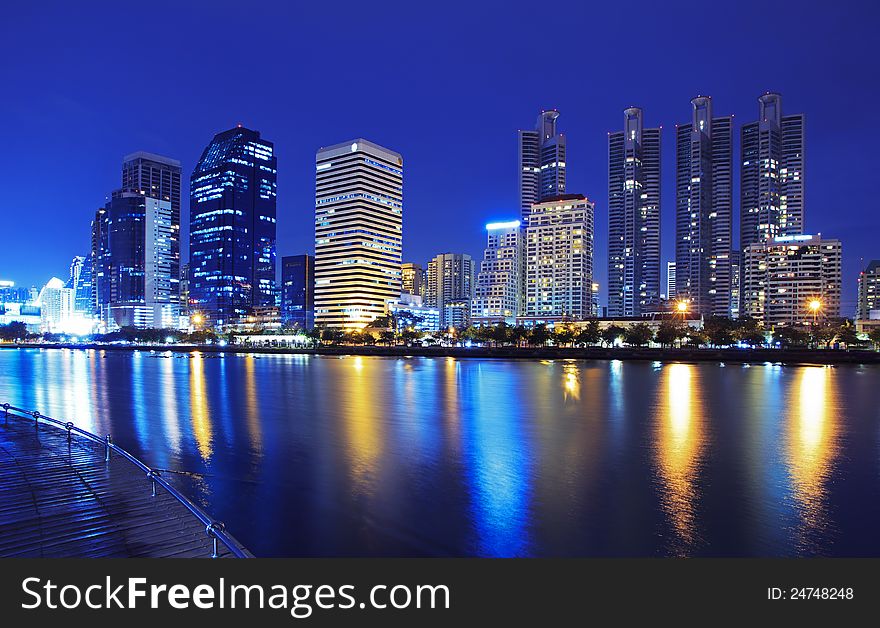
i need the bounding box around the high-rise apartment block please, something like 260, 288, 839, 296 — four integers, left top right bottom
608, 107, 661, 316
857, 260, 880, 320
471, 220, 523, 325
524, 195, 594, 320
189, 126, 277, 328
666, 261, 676, 300
426, 253, 474, 327
314, 139, 403, 329
675, 96, 734, 317
519, 110, 566, 221
742, 234, 841, 327
401, 262, 425, 297
740, 93, 805, 248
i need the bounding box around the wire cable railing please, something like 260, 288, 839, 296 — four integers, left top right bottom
1, 402, 251, 558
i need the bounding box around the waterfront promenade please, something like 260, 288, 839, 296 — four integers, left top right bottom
0, 411, 246, 558
5, 342, 880, 365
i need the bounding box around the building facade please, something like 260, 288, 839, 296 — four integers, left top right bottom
426, 253, 475, 327
471, 220, 523, 325
314, 139, 403, 329
675, 96, 734, 317
524, 194, 594, 320
93, 192, 180, 329
608, 107, 661, 316
666, 261, 676, 300
281, 254, 315, 329
740, 93, 805, 249
189, 126, 277, 328
519, 110, 566, 221
742, 234, 841, 327
388, 293, 440, 332
401, 262, 425, 297
857, 260, 880, 320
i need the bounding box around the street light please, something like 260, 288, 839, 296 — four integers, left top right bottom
676, 301, 688, 313
808, 298, 822, 326
191, 312, 204, 329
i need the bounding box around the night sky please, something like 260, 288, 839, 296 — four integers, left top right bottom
2, 0, 877, 311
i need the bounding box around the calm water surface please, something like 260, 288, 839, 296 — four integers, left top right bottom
2, 348, 879, 557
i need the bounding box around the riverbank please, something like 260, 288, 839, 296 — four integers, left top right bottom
4, 342, 880, 365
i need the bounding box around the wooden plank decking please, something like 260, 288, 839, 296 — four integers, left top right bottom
0, 417, 235, 558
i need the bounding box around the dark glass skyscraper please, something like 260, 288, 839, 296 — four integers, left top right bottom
675, 96, 734, 317
608, 107, 661, 316
281, 254, 315, 329
189, 126, 277, 327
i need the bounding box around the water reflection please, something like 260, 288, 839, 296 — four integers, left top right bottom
189, 352, 213, 460
785, 366, 839, 552
343, 356, 382, 497
654, 363, 706, 555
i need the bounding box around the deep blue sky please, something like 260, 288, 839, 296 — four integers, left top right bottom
2, 0, 877, 311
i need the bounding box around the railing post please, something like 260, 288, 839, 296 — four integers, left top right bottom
206, 522, 225, 559
2, 403, 8, 424
105, 435, 112, 462
33, 411, 40, 432
147, 470, 160, 497
65, 422, 74, 443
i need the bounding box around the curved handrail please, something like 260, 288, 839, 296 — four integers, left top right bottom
1, 402, 251, 558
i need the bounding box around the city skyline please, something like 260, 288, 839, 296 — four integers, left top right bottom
2, 2, 878, 313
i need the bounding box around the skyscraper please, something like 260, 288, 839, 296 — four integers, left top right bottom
519, 110, 566, 221
608, 107, 661, 316
93, 192, 179, 329
66, 255, 93, 315
401, 262, 425, 297
471, 220, 523, 325
189, 126, 277, 328
281, 254, 315, 329
856, 260, 880, 320
426, 253, 475, 327
740, 93, 805, 249
314, 139, 403, 329
742, 234, 841, 327
524, 195, 594, 320
675, 96, 734, 317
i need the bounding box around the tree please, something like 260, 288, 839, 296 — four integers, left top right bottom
321, 328, 344, 345
868, 327, 880, 350
600, 324, 625, 347
552, 325, 576, 347
655, 321, 686, 348
379, 330, 396, 346
809, 323, 836, 349
772, 326, 808, 348
490, 322, 511, 346
576, 320, 601, 347
685, 329, 709, 348
703, 316, 735, 347
624, 323, 654, 347
529, 324, 551, 347
0, 321, 28, 341
400, 328, 423, 346
304, 327, 323, 346
511, 325, 530, 347
834, 321, 861, 349
733, 317, 766, 347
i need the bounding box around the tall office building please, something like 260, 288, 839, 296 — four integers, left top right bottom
742, 234, 841, 327
740, 93, 805, 248
314, 139, 403, 329
401, 262, 425, 297
666, 261, 676, 300
608, 107, 661, 316
471, 220, 524, 325
524, 194, 594, 320
66, 255, 93, 315
857, 260, 880, 320
189, 126, 277, 328
93, 192, 179, 329
281, 254, 315, 329
675, 96, 734, 317
426, 253, 475, 327
519, 110, 566, 221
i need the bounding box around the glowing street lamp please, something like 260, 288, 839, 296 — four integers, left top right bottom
191, 312, 204, 329
808, 298, 822, 325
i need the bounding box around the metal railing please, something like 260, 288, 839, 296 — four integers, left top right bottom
2, 402, 251, 558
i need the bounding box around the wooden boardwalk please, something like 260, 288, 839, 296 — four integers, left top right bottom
0, 417, 236, 558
